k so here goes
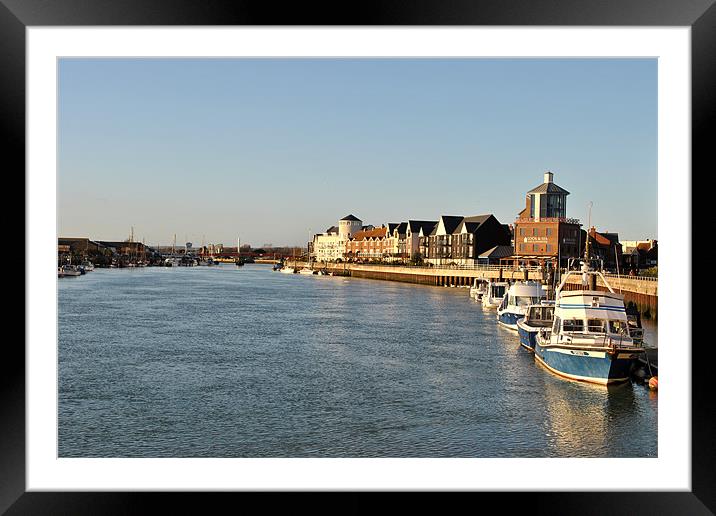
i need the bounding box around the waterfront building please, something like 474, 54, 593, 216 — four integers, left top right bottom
420, 214, 511, 266
478, 245, 515, 265
585, 227, 623, 271
513, 171, 582, 268
406, 220, 438, 260
312, 214, 366, 262
621, 240, 658, 271
386, 222, 408, 260
58, 237, 108, 254
346, 225, 393, 261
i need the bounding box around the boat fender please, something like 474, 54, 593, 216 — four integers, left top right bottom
648, 376, 658, 390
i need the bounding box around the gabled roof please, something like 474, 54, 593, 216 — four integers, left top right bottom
588, 229, 613, 246
479, 245, 514, 259
340, 214, 362, 222
350, 227, 388, 241
394, 222, 408, 236
527, 182, 570, 195
456, 214, 494, 234
463, 214, 492, 224
438, 215, 464, 235
325, 226, 338, 234
387, 223, 399, 234
408, 220, 438, 233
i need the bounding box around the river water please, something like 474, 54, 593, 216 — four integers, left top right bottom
58, 264, 657, 457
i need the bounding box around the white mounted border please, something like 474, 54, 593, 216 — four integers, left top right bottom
27, 27, 689, 491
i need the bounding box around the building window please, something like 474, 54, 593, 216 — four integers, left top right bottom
529, 194, 536, 218
519, 228, 525, 236
533, 244, 538, 252
546, 228, 552, 236
533, 228, 538, 236
546, 244, 552, 253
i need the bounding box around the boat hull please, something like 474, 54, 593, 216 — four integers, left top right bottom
497, 310, 523, 330
534, 343, 640, 385
517, 322, 538, 351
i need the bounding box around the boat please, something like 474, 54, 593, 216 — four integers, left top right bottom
533, 262, 645, 385
469, 278, 487, 301
164, 257, 181, 267
481, 280, 508, 308
80, 261, 94, 272
236, 236, 245, 267
516, 301, 555, 351
299, 267, 316, 275
61, 264, 81, 277
58, 267, 65, 278
280, 266, 296, 274
272, 263, 282, 271
496, 280, 546, 330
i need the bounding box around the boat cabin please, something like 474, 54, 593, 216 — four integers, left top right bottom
524, 304, 555, 328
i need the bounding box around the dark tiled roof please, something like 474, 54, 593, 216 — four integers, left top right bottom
439, 215, 464, 235
341, 214, 361, 222
479, 245, 514, 259
408, 220, 438, 235
527, 182, 570, 195
395, 222, 408, 236
325, 226, 338, 234
463, 214, 492, 224
455, 214, 494, 234
387, 223, 399, 234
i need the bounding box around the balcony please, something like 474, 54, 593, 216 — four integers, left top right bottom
515, 217, 581, 225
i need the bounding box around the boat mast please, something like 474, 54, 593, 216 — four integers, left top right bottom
585, 201, 592, 264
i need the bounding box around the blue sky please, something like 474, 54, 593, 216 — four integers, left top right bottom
58, 58, 657, 247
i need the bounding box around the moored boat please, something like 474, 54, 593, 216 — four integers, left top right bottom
516, 301, 555, 351
481, 280, 508, 308
469, 278, 487, 301
279, 266, 296, 274
496, 280, 546, 330
61, 264, 82, 277
534, 263, 645, 385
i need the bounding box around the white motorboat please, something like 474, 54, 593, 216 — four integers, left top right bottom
481, 280, 508, 308
534, 262, 645, 385
496, 280, 546, 330
61, 264, 81, 277
469, 278, 487, 301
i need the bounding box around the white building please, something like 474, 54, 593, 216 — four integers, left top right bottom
312, 214, 363, 262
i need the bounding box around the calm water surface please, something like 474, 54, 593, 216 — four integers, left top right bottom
58, 265, 658, 457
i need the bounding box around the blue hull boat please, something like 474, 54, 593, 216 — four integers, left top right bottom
534, 264, 644, 385
496, 281, 545, 331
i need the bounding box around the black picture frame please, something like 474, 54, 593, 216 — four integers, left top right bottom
5, 0, 710, 513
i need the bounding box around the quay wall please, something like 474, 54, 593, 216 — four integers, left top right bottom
563, 275, 658, 320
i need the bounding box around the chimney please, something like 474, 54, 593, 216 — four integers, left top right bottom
544, 171, 553, 183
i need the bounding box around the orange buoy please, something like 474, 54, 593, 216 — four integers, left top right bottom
648, 376, 658, 390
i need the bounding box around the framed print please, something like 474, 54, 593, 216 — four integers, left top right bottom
5, 0, 712, 513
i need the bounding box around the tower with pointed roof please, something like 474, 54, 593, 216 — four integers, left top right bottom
514, 172, 581, 268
